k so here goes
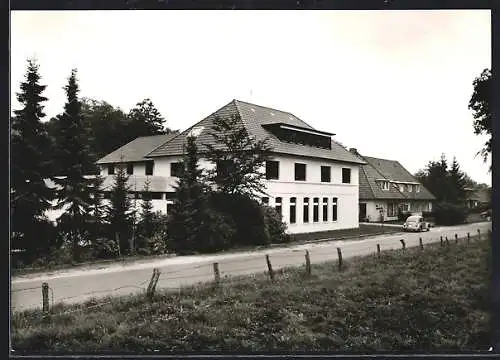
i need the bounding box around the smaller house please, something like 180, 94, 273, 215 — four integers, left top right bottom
351, 149, 436, 222
465, 187, 491, 209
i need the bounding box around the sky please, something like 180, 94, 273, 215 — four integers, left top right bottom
11, 10, 492, 185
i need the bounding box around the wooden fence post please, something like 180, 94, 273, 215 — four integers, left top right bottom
337, 247, 343, 271
147, 268, 160, 299
377, 244, 381, 258
42, 282, 49, 313
440, 236, 444, 247
305, 250, 311, 276
400, 239, 406, 250
467, 232, 470, 244
455, 234, 458, 244
445, 236, 449, 246
213, 262, 220, 285
477, 229, 481, 241
266, 254, 275, 281
419, 237, 423, 250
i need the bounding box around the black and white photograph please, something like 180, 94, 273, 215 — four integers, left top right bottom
10, 9, 494, 353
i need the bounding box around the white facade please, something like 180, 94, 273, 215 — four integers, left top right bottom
360, 200, 433, 222
95, 154, 360, 234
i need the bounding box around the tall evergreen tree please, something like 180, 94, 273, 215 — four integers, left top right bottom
138, 178, 155, 240
106, 157, 133, 256
52, 69, 95, 260
11, 59, 55, 257
88, 173, 107, 244
168, 135, 233, 254
167, 136, 208, 253
448, 157, 467, 204
204, 114, 272, 198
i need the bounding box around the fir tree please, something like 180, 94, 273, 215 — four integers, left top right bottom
11, 59, 55, 258
106, 157, 133, 256
167, 135, 233, 254
52, 69, 95, 260
138, 177, 155, 240
448, 157, 467, 204
88, 173, 107, 244
204, 114, 272, 198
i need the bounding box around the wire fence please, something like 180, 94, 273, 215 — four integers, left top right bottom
11, 227, 490, 316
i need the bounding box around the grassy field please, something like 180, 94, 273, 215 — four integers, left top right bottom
11, 236, 492, 353
12, 224, 401, 276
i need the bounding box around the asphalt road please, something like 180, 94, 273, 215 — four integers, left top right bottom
11, 222, 491, 312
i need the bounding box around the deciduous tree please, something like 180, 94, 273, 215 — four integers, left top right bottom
469, 68, 491, 169
204, 114, 272, 198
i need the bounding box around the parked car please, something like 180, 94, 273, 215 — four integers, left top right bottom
480, 209, 492, 221
403, 215, 431, 232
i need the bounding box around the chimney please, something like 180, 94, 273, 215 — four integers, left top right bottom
349, 148, 359, 155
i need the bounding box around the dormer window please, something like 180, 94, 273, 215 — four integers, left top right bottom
379, 181, 389, 191
261, 123, 333, 149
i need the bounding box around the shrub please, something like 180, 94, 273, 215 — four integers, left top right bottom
208, 193, 270, 247
137, 212, 169, 255
433, 202, 467, 225
91, 237, 120, 259
262, 205, 290, 244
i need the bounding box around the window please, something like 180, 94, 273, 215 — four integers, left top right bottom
332, 197, 338, 221
262, 197, 269, 205
342, 168, 351, 184
321, 166, 331, 182
322, 197, 328, 221
380, 181, 389, 191
275, 197, 282, 216
151, 192, 163, 200
303, 197, 309, 223
126, 163, 134, 175
387, 203, 397, 217
295, 163, 306, 181
289, 197, 296, 224
313, 197, 319, 222
171, 162, 183, 177
145, 161, 154, 176
416, 185, 421, 193
108, 164, 115, 175
266, 161, 279, 180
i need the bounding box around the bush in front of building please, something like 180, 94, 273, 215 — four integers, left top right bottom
433, 202, 468, 226
208, 193, 271, 248
262, 205, 290, 244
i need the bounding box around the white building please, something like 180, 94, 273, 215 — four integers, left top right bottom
95, 100, 366, 234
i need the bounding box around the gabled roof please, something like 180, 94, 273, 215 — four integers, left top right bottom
147, 100, 366, 165
96, 134, 177, 164
45, 175, 173, 193
357, 154, 435, 201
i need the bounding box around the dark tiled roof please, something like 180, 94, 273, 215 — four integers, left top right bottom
96, 134, 177, 164
45, 175, 174, 193
147, 100, 366, 165
358, 155, 435, 201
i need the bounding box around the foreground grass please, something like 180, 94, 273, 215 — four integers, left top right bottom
12, 237, 492, 353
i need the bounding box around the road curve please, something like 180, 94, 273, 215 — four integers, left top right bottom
11, 222, 491, 312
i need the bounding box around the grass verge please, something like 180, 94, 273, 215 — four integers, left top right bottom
11, 236, 491, 353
